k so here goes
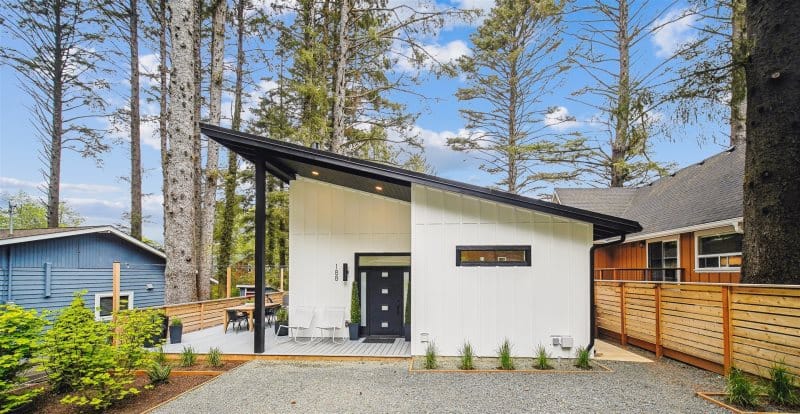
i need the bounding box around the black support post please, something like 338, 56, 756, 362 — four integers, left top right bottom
254, 160, 266, 353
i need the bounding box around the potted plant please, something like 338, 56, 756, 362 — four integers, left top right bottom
274, 308, 288, 336
349, 281, 360, 340
169, 317, 183, 344
404, 281, 411, 341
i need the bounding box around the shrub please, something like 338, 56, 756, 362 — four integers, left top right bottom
180, 346, 197, 367
768, 361, 799, 407
726, 368, 761, 409
574, 346, 591, 370
113, 309, 165, 371
0, 304, 47, 413
170, 317, 182, 327
534, 344, 553, 370
147, 362, 172, 385
276, 308, 288, 323
39, 293, 137, 411
497, 338, 514, 370
424, 342, 438, 369
207, 347, 223, 368
350, 281, 361, 324
458, 341, 474, 370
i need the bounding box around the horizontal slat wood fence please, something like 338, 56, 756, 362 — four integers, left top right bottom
152, 291, 286, 335
595, 281, 800, 379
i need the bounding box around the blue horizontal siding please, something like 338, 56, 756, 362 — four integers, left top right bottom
9, 233, 163, 269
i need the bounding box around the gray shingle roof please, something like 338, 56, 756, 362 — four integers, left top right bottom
554, 146, 744, 237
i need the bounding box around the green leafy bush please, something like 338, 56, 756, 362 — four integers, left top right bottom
207, 347, 223, 368
534, 344, 553, 370
276, 308, 288, 324
147, 362, 171, 385
170, 317, 182, 327
424, 342, 438, 369
768, 362, 798, 407
574, 346, 591, 370
350, 281, 361, 324
180, 346, 197, 367
113, 309, 165, 371
497, 338, 514, 370
458, 341, 474, 370
0, 304, 47, 413
39, 293, 138, 411
726, 368, 761, 409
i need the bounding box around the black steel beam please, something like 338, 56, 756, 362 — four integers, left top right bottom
253, 160, 266, 353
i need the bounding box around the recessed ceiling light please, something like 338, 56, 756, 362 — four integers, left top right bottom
311, 170, 320, 176
375, 185, 383, 191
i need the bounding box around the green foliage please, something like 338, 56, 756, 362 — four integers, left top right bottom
458, 341, 474, 370
153, 346, 168, 366
404, 279, 411, 325
350, 281, 361, 324
170, 317, 182, 327
113, 309, 165, 371
574, 346, 591, 370
424, 343, 438, 369
768, 362, 799, 407
207, 348, 223, 368
0, 304, 47, 413
534, 344, 553, 370
276, 308, 288, 323
726, 368, 761, 409
180, 346, 197, 367
146, 362, 171, 385
0, 191, 84, 229
39, 293, 137, 411
497, 338, 514, 370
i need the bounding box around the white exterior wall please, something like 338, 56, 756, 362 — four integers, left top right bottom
288, 177, 411, 336
410, 184, 593, 357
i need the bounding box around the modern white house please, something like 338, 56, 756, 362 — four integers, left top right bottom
201, 124, 641, 357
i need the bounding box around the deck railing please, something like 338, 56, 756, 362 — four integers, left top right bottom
594, 268, 686, 282
594, 280, 800, 380
153, 291, 286, 335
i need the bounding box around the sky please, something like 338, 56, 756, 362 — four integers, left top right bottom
0, 0, 732, 243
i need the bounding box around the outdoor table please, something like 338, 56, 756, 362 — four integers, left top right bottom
224, 302, 281, 333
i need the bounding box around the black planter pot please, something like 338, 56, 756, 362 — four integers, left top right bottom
404, 324, 411, 342
169, 325, 182, 344
275, 322, 289, 336
349, 324, 359, 340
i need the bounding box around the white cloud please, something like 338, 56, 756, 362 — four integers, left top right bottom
0, 176, 121, 193
247, 0, 298, 17
453, 0, 493, 13
138, 53, 162, 87
652, 8, 697, 58
396, 40, 471, 73
544, 106, 579, 131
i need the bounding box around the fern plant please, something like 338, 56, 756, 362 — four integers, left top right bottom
534, 344, 553, 370
458, 341, 474, 370
424, 342, 438, 369
147, 362, 172, 385
497, 338, 514, 370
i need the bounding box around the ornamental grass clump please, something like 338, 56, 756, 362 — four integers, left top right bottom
147, 362, 172, 385
726, 368, 761, 409
768, 361, 799, 407
180, 346, 197, 367
424, 342, 438, 369
458, 341, 475, 370
0, 304, 47, 414
497, 338, 514, 370
574, 346, 591, 370
533, 344, 553, 370
207, 347, 223, 368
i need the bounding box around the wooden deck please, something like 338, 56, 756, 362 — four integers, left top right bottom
163, 325, 410, 358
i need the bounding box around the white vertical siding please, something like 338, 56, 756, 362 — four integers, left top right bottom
410, 184, 592, 357
288, 178, 411, 335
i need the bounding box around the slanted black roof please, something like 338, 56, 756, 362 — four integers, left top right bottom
555, 146, 744, 237
201, 124, 642, 240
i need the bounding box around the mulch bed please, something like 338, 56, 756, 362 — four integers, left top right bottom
13, 361, 244, 414
410, 356, 610, 372
697, 392, 800, 414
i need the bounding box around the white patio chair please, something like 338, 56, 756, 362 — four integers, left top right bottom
317, 307, 346, 344
277, 306, 316, 344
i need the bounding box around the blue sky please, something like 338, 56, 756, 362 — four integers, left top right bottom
0, 0, 731, 243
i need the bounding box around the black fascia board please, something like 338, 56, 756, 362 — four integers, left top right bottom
201, 124, 643, 238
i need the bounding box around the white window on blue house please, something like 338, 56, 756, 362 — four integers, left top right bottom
94, 292, 134, 321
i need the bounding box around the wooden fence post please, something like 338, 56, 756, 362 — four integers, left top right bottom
619, 282, 627, 346
655, 284, 663, 358
722, 285, 732, 375
112, 262, 121, 345
226, 266, 231, 298
200, 303, 205, 330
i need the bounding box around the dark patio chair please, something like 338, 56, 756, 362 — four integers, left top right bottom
226, 309, 247, 332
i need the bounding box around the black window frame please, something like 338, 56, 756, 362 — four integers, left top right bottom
455, 245, 532, 267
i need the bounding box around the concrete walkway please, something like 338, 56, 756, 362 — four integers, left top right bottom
593, 339, 653, 363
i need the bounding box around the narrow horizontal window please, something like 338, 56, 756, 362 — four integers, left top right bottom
456, 245, 531, 267
697, 233, 742, 270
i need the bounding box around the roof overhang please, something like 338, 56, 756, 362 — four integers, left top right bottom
599, 217, 744, 244
201, 124, 643, 240
0, 226, 166, 259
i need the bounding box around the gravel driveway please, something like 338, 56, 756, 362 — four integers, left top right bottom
152, 357, 727, 413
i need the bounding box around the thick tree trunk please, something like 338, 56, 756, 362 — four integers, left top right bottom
47, 6, 64, 228
730, 0, 747, 147
741, 0, 800, 284
158, 0, 169, 243
192, 0, 206, 300
198, 0, 226, 300
130, 0, 143, 240
610, 0, 630, 188
330, 0, 349, 153
165, 0, 198, 304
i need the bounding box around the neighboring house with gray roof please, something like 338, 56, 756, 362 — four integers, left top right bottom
554, 146, 744, 284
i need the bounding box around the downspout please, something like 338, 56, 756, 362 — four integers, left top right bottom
588, 233, 626, 355
6, 246, 13, 304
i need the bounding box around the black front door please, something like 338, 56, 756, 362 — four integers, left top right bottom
366, 268, 404, 336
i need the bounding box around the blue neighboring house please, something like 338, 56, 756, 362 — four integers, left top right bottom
0, 226, 166, 319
